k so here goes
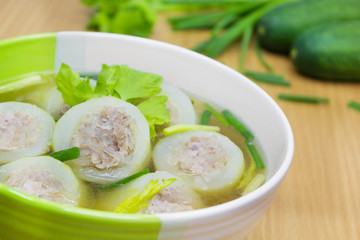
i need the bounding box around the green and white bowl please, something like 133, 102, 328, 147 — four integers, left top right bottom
0, 32, 294, 240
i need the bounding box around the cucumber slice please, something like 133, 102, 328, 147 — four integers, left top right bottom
160, 83, 196, 125
0, 156, 88, 207
95, 171, 204, 213
0, 102, 55, 164
153, 130, 244, 195
53, 96, 151, 184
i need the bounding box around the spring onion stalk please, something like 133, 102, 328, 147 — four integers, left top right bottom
242, 173, 266, 195
254, 41, 274, 72
238, 26, 252, 73
192, 38, 216, 52
246, 141, 265, 169
168, 12, 226, 30
50, 147, 80, 162
237, 160, 257, 190
245, 71, 291, 86
348, 101, 360, 112
203, 103, 230, 126
100, 169, 150, 190
200, 110, 212, 125
222, 109, 254, 141
211, 12, 238, 36
278, 93, 329, 104
204, 0, 286, 58
163, 124, 220, 136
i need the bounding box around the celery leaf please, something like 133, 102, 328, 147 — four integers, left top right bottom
114, 178, 176, 214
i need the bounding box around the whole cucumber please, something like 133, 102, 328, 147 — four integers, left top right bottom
291, 21, 360, 81
257, 0, 360, 53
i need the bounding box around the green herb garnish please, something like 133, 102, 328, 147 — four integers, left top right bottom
50, 147, 80, 162
199, 110, 212, 125
203, 102, 230, 126
114, 178, 176, 213
246, 141, 265, 169
56, 63, 170, 139
242, 173, 266, 195
278, 93, 329, 104
222, 109, 254, 141
348, 101, 360, 112
245, 71, 290, 86
100, 169, 150, 191
163, 124, 220, 136
254, 41, 273, 72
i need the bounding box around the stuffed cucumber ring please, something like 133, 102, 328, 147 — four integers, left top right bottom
95, 171, 204, 213
0, 102, 55, 164
53, 96, 151, 184
0, 156, 88, 207
153, 130, 244, 195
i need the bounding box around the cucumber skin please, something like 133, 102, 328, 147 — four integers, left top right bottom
291, 21, 360, 81
258, 0, 360, 53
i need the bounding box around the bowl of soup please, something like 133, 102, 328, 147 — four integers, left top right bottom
0, 32, 294, 240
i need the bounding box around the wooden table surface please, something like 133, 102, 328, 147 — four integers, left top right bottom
1, 1, 359, 239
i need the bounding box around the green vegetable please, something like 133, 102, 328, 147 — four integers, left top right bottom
83, 0, 160, 37
56, 63, 170, 139
237, 160, 256, 190
199, 110, 212, 125
278, 93, 329, 104
258, 0, 360, 53
203, 102, 229, 126
0, 74, 47, 95
238, 26, 252, 73
291, 21, 360, 81
222, 109, 254, 141
49, 147, 80, 162
348, 101, 360, 112
254, 41, 273, 72
114, 178, 176, 213
163, 124, 220, 136
100, 169, 150, 191
246, 141, 265, 169
245, 71, 290, 86
137, 96, 171, 139
242, 173, 266, 195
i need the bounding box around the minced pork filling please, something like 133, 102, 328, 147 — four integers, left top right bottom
71, 107, 135, 170
5, 168, 75, 205
0, 112, 41, 151
140, 187, 193, 214
172, 136, 227, 177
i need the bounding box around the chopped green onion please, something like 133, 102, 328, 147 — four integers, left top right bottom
238, 26, 252, 73
245, 71, 291, 86
278, 93, 329, 104
50, 147, 80, 162
100, 169, 150, 191
222, 109, 254, 140
204, 103, 230, 126
163, 124, 220, 136
246, 141, 265, 169
348, 101, 360, 112
254, 41, 273, 72
242, 173, 266, 195
237, 160, 257, 190
200, 110, 212, 125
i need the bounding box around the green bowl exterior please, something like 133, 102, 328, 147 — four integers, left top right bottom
0, 33, 162, 240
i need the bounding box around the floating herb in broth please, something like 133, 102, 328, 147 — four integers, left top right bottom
0, 66, 266, 213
